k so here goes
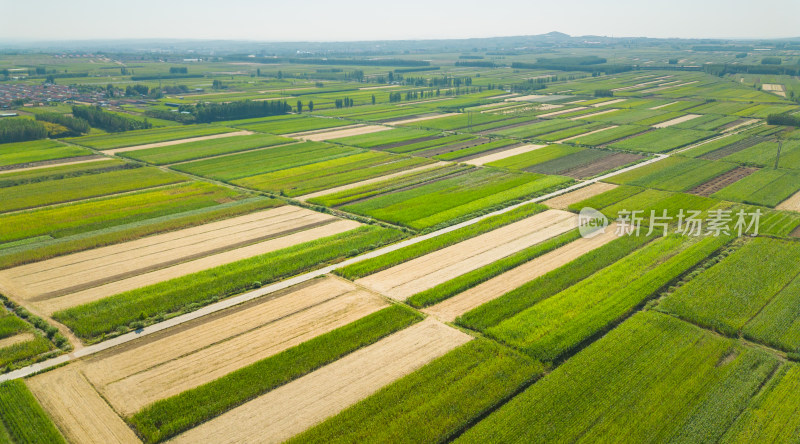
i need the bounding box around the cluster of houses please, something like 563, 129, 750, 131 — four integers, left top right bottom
0, 83, 106, 108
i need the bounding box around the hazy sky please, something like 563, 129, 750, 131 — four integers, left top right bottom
3, 0, 799, 42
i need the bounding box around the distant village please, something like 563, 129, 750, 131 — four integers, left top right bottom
0, 83, 107, 109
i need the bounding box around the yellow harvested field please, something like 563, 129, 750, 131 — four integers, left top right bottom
762, 84, 787, 97
464, 144, 545, 166
541, 182, 619, 210
776, 190, 800, 212
296, 125, 390, 141
0, 206, 338, 302
81, 277, 387, 416
0, 332, 35, 349
388, 113, 459, 126
171, 318, 471, 444
102, 130, 254, 154
297, 161, 447, 201
424, 225, 619, 322
652, 114, 701, 128
17, 218, 361, 315
356, 210, 578, 300
26, 365, 141, 444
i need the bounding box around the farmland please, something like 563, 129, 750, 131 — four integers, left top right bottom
3, 33, 800, 444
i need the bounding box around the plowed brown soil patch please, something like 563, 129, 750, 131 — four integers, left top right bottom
688, 167, 757, 197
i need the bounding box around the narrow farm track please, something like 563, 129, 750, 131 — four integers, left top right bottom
0, 143, 673, 382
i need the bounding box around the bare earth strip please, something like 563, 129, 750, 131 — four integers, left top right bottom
30, 219, 361, 315
0, 156, 110, 175
652, 114, 701, 128
505, 94, 548, 102
777, 190, 800, 212
26, 365, 141, 444
570, 108, 619, 120
0, 207, 336, 302
591, 98, 627, 107
538, 107, 588, 118
283, 124, 363, 138
91, 278, 388, 416
0, 332, 35, 349
171, 318, 472, 444
388, 113, 460, 126
640, 80, 699, 94
356, 210, 577, 300
650, 101, 679, 110
424, 225, 619, 322
297, 125, 391, 142
102, 130, 253, 154
541, 182, 619, 210
465, 144, 546, 166
296, 161, 448, 201
722, 119, 760, 133
557, 126, 618, 142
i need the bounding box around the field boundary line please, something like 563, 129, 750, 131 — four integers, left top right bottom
0, 127, 673, 382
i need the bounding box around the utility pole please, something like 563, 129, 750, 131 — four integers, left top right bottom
775, 139, 783, 170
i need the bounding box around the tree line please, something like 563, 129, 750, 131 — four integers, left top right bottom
34, 112, 90, 136
0, 118, 48, 144
72, 105, 152, 132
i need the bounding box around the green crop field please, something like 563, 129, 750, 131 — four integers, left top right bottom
568, 124, 648, 146
67, 125, 236, 149
458, 311, 780, 443
608, 156, 737, 191
0, 380, 66, 443
610, 127, 715, 153
487, 233, 731, 361
119, 133, 291, 165
0, 140, 92, 167
172, 141, 361, 182
5, 34, 800, 444
341, 168, 571, 229
290, 339, 544, 444
487, 144, 584, 170
234, 115, 352, 134
307, 163, 471, 208
54, 225, 404, 341
232, 151, 431, 197
712, 168, 800, 207
660, 237, 800, 342
130, 305, 421, 443
0, 167, 186, 213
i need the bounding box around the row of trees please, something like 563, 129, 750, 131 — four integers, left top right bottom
72, 105, 152, 132
34, 112, 90, 136
192, 100, 291, 123
767, 113, 800, 127
334, 98, 355, 108
295, 100, 314, 113
0, 118, 48, 144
